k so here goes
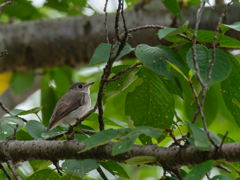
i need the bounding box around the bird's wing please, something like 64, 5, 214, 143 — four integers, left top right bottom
46, 92, 86, 132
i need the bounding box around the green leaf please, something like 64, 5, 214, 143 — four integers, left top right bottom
75, 134, 89, 141
29, 160, 52, 171
85, 113, 128, 128
218, 133, 235, 143
183, 160, 215, 180
89, 43, 134, 66
125, 67, 174, 144
203, 0, 211, 6
221, 52, 240, 127
41, 130, 67, 140
135, 44, 185, 81
16, 130, 34, 140
161, 0, 182, 22
187, 44, 231, 86
60, 174, 82, 180
62, 159, 99, 178
160, 77, 183, 98
80, 128, 127, 153
26, 169, 60, 180
210, 175, 234, 180
0, 116, 24, 140
100, 161, 130, 179
10, 107, 42, 116
103, 65, 141, 103
186, 122, 212, 150
10, 71, 35, 95
125, 156, 157, 165
158, 21, 189, 40
220, 22, 240, 34
167, 60, 188, 80
26, 120, 45, 139
112, 126, 163, 155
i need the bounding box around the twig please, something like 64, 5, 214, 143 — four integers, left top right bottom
97, 167, 108, 180
207, 0, 234, 87
166, 128, 182, 147
114, 0, 122, 41
191, 0, 205, 87
0, 164, 11, 180
172, 169, 183, 180
104, 77, 123, 83
0, 100, 10, 114
7, 160, 21, 180
0, 100, 27, 122
0, 49, 8, 58
219, 131, 228, 150
215, 164, 231, 174
109, 62, 142, 82
52, 160, 63, 176
0, 1, 14, 8
206, 173, 210, 179
103, 0, 109, 43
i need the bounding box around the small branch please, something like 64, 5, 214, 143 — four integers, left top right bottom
97, 167, 108, 180
6, 160, 21, 180
207, 0, 234, 86
104, 77, 123, 83
114, 0, 122, 41
103, 0, 109, 43
0, 100, 27, 122
0, 163, 11, 180
109, 62, 142, 82
219, 131, 228, 150
215, 164, 231, 174
206, 173, 210, 179
166, 128, 182, 147
172, 169, 183, 180
0, 1, 14, 8
52, 160, 63, 176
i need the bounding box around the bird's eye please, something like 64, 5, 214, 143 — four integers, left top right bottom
77, 84, 83, 89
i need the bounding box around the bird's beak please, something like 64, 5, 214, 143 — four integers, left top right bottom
87, 82, 95, 87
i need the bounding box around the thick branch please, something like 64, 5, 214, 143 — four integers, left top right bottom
0, 3, 240, 73
0, 140, 240, 170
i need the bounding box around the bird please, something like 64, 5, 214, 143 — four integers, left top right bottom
45, 82, 94, 133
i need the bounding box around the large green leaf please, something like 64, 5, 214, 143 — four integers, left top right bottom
186, 122, 212, 151
158, 21, 189, 40
125, 156, 157, 165
89, 43, 134, 66
135, 44, 185, 81
16, 130, 34, 140
29, 160, 52, 171
60, 174, 82, 180
10, 71, 35, 95
112, 126, 163, 155
165, 30, 240, 48
26, 169, 60, 180
100, 161, 130, 179
125, 67, 174, 144
0, 116, 24, 140
103, 65, 141, 103
161, 0, 182, 22
187, 44, 231, 86
220, 22, 240, 34
80, 128, 127, 153
221, 52, 240, 127
10, 107, 42, 116
26, 120, 45, 139
85, 113, 128, 128
62, 159, 99, 178
183, 160, 215, 180
210, 175, 234, 180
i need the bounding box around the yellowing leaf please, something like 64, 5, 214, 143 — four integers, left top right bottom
0, 73, 12, 95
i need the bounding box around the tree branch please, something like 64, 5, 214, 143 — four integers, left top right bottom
1, 140, 240, 171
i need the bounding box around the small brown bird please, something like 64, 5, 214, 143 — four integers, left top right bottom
45, 82, 94, 133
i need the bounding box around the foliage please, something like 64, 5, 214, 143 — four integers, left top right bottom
1, 0, 240, 180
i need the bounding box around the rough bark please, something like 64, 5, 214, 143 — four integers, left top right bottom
0, 2, 239, 73
0, 139, 239, 170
